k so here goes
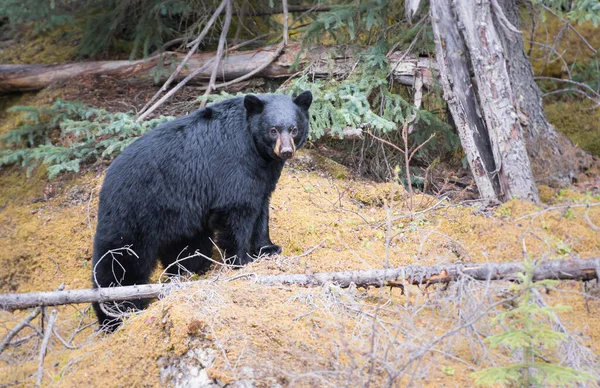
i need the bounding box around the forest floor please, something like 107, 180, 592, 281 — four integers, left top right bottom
1, 134, 600, 386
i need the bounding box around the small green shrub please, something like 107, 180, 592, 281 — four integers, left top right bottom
1, 100, 173, 178
472, 258, 593, 387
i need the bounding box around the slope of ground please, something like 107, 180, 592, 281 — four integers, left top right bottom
1, 153, 599, 387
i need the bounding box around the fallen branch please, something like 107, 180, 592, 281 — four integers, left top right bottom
0, 306, 42, 354
0, 257, 597, 311
0, 283, 63, 354
0, 44, 436, 93
35, 309, 57, 388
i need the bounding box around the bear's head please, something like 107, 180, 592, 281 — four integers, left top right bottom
244, 91, 312, 162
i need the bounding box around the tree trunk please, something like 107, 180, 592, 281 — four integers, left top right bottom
0, 43, 435, 93
430, 0, 500, 202
496, 0, 591, 186
430, 0, 540, 202
0, 257, 598, 310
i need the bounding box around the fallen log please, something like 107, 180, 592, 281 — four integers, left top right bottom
0, 43, 436, 93
0, 257, 597, 311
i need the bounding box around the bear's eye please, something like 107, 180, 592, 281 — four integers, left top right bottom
270, 127, 278, 137
290, 126, 298, 137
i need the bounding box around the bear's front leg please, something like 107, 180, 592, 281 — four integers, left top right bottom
251, 199, 282, 257
220, 209, 257, 266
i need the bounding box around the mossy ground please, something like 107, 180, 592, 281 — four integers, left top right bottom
0, 155, 599, 387
0, 24, 81, 65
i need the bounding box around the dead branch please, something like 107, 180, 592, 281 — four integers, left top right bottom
138, 0, 229, 116
0, 44, 435, 93
36, 309, 57, 388
0, 257, 598, 311
0, 306, 42, 354
0, 283, 64, 354
200, 0, 233, 106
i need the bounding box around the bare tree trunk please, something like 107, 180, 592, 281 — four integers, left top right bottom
0, 257, 597, 310
496, 0, 591, 186
430, 0, 500, 202
431, 0, 540, 202
455, 0, 539, 201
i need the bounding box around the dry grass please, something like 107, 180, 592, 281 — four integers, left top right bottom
0, 151, 599, 387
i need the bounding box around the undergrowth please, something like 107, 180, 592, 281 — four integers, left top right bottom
472, 258, 593, 387
0, 100, 173, 178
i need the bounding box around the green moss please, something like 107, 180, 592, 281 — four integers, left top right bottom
545, 101, 600, 156
311, 152, 349, 179
0, 24, 81, 65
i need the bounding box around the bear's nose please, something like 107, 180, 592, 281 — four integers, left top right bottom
280, 148, 293, 159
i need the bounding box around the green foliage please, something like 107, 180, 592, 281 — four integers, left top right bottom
572, 57, 600, 92
536, 0, 600, 26
472, 258, 593, 387
1, 100, 173, 179
0, 0, 240, 59
0, 0, 74, 34
304, 0, 390, 44
303, 0, 433, 54
78, 0, 204, 58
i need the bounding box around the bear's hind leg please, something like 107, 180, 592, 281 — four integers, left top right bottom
91, 240, 155, 332
159, 232, 214, 276
212, 208, 257, 266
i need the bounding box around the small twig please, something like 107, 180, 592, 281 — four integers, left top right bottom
67, 306, 92, 345
515, 202, 600, 222
540, 4, 597, 55
584, 206, 600, 231
200, 0, 233, 106
137, 0, 228, 119
366, 131, 405, 155
5, 333, 37, 348
392, 296, 516, 379
36, 309, 57, 387
52, 327, 77, 350
0, 306, 42, 354
535, 76, 600, 100
282, 0, 289, 45
159, 248, 242, 283
541, 88, 600, 106
288, 241, 324, 260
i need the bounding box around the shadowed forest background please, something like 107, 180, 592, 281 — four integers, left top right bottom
1, 0, 600, 386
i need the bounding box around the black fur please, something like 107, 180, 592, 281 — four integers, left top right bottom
91, 92, 312, 331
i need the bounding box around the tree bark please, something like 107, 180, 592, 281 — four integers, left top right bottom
495, 0, 591, 186
0, 257, 597, 310
430, 0, 500, 202
0, 43, 435, 93
454, 0, 539, 202
431, 0, 540, 202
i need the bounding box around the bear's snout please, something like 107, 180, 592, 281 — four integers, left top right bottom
280, 148, 293, 159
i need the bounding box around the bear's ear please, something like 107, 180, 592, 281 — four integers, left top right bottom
244, 95, 264, 115
293, 90, 312, 111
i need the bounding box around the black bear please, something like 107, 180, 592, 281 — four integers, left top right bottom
91, 91, 312, 331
